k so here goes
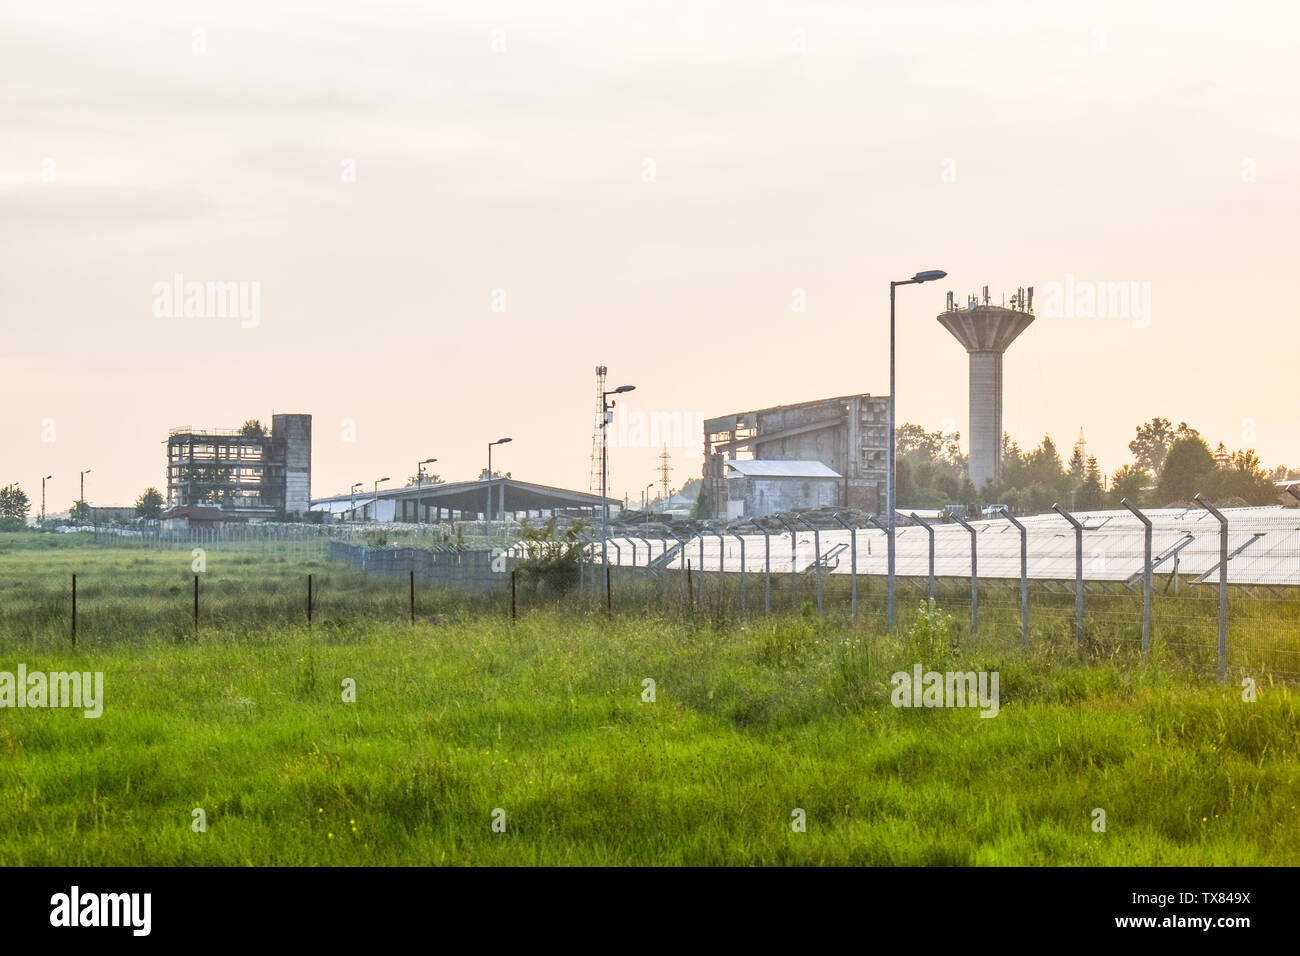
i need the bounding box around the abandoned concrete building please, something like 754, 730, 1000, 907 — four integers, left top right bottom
702, 394, 889, 519
165, 413, 311, 519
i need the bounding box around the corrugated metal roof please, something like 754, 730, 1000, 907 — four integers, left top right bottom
726, 460, 841, 479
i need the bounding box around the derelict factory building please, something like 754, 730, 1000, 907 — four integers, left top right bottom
702, 394, 890, 519
166, 413, 312, 519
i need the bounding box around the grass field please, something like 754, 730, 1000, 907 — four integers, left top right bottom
0, 534, 1297, 865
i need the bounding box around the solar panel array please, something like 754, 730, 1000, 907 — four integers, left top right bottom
603, 506, 1300, 588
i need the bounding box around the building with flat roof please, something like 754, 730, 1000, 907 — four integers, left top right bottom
702, 393, 889, 518
166, 413, 311, 519
723, 459, 842, 519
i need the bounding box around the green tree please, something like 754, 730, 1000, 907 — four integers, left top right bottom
1076, 456, 1105, 510
1208, 449, 1277, 505
1109, 464, 1148, 507
1156, 435, 1217, 504
691, 484, 712, 519
240, 419, 266, 439
405, 472, 442, 487
135, 487, 165, 518
514, 518, 587, 595
69, 499, 91, 525
1066, 445, 1085, 482
1024, 435, 1067, 498
896, 422, 968, 507
1129, 418, 1198, 475
0, 485, 31, 523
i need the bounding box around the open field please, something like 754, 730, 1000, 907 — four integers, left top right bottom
0, 535, 1297, 865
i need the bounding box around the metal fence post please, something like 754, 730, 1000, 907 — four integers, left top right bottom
708, 529, 727, 618
865, 512, 894, 619
760, 523, 772, 614
667, 529, 688, 611
1052, 503, 1084, 649
908, 512, 936, 604
951, 512, 979, 639
1121, 497, 1152, 659
998, 507, 1029, 647
775, 515, 799, 610
1194, 493, 1228, 682
729, 529, 747, 617
698, 531, 706, 613
796, 515, 823, 617
833, 513, 858, 623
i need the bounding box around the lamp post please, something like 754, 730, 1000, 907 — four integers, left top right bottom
600, 384, 636, 570
886, 269, 946, 631
41, 475, 52, 523
644, 482, 654, 530
349, 482, 363, 541
373, 477, 390, 527
486, 438, 511, 543
78, 468, 91, 525
416, 458, 437, 546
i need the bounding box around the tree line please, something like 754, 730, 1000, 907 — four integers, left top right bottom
897, 416, 1292, 514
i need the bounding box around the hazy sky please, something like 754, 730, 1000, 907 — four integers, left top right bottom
3, 0, 1297, 509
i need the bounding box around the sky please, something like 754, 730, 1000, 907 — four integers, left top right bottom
3, 0, 1298, 509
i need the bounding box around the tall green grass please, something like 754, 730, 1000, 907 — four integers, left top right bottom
0, 536, 1296, 865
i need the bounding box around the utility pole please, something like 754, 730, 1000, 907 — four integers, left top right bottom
657, 447, 672, 500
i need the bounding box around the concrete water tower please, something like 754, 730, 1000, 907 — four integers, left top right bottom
937, 286, 1035, 489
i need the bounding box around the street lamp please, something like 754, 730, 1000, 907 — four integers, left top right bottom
486, 438, 512, 543
373, 477, 390, 527
600, 384, 636, 569
886, 269, 946, 630
644, 482, 654, 531
349, 482, 363, 541
416, 458, 437, 546
42, 475, 52, 523
79, 468, 91, 525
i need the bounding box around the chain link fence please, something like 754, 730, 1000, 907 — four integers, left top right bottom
8, 503, 1298, 680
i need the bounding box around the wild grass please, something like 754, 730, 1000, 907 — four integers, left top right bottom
0, 534, 1296, 865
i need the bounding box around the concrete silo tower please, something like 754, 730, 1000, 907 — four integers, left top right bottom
937, 287, 1035, 489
